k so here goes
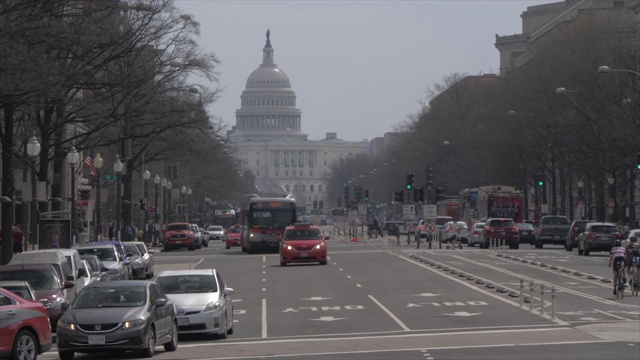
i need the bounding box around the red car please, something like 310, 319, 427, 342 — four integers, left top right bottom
225, 225, 243, 249
480, 218, 520, 249
0, 287, 53, 360
279, 223, 328, 266
163, 222, 197, 252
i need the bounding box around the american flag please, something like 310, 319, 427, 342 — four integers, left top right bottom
84, 149, 96, 176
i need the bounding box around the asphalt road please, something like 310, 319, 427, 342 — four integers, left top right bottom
40, 233, 639, 360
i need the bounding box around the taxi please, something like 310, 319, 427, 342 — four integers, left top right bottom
279, 223, 328, 266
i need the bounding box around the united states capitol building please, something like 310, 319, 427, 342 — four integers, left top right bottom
227, 31, 365, 209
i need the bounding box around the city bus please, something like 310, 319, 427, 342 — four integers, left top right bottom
240, 196, 297, 253
212, 209, 237, 229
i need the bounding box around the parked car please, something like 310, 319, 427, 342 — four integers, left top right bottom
9, 251, 80, 300
225, 225, 243, 249
56, 281, 178, 360
155, 269, 235, 339
0, 263, 74, 330
0, 280, 39, 302
79, 254, 110, 282
75, 244, 129, 281
468, 222, 485, 247
129, 241, 155, 279
122, 242, 146, 280
20, 249, 87, 300
577, 222, 621, 256
191, 224, 205, 248
206, 226, 225, 241
515, 223, 537, 244
279, 223, 328, 266
163, 222, 197, 251
0, 287, 53, 360
480, 218, 520, 249
91, 241, 134, 279
566, 220, 594, 251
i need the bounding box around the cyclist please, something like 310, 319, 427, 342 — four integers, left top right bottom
624, 235, 640, 287
608, 240, 626, 295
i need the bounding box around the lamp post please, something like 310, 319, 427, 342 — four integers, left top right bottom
114, 155, 124, 240
181, 186, 187, 222
166, 180, 172, 223
143, 168, 150, 233
67, 147, 79, 248
607, 175, 615, 223
154, 174, 160, 245
187, 188, 192, 223
577, 179, 584, 220
161, 177, 167, 225
27, 136, 41, 250
94, 154, 104, 240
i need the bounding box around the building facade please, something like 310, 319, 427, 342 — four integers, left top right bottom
228, 31, 365, 209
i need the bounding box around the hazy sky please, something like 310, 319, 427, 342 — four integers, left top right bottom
173, 0, 558, 142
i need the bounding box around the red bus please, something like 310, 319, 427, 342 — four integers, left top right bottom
240, 197, 297, 254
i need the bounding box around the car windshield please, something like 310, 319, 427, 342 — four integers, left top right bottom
123, 244, 141, 255
0, 270, 59, 291
436, 218, 453, 225
209, 226, 223, 232
516, 223, 533, 230
168, 224, 190, 231
156, 274, 218, 294
134, 243, 147, 254
78, 248, 117, 262
284, 229, 323, 240
227, 227, 241, 234
80, 256, 100, 272
590, 225, 617, 233
72, 286, 147, 308
2, 285, 34, 300
490, 219, 514, 227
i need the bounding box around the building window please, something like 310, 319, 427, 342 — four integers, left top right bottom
319, 185, 323, 192
285, 170, 289, 176
293, 185, 298, 192
310, 184, 315, 192
256, 159, 260, 166
309, 170, 313, 177
275, 170, 279, 176
256, 170, 260, 177
302, 184, 306, 192
285, 185, 290, 191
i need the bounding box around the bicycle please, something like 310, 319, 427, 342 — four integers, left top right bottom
630, 258, 639, 297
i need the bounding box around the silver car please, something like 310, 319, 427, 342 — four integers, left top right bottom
56, 281, 177, 360
154, 269, 234, 339
206, 226, 225, 241
130, 241, 155, 279
75, 245, 127, 281
122, 242, 146, 280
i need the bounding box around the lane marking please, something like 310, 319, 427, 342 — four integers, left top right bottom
262, 298, 267, 338
368, 294, 411, 331
593, 309, 633, 321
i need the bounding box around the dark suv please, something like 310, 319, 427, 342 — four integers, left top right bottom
565, 220, 593, 251
480, 218, 520, 249
577, 222, 621, 256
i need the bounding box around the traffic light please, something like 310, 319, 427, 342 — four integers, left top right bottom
535, 173, 544, 186
337, 196, 342, 208
394, 191, 404, 203
418, 187, 425, 202
364, 189, 369, 202
343, 185, 350, 202
140, 198, 145, 210
637, 152, 640, 170
426, 166, 433, 188
435, 187, 446, 202
406, 172, 415, 190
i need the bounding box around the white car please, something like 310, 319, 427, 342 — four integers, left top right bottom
468, 222, 485, 247
206, 226, 225, 241
155, 269, 235, 339
443, 221, 469, 243
191, 224, 205, 248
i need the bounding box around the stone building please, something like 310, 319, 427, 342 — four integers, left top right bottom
228, 30, 365, 209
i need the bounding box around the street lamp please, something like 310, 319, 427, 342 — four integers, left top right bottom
143, 168, 150, 233
607, 175, 616, 223
187, 187, 192, 223
598, 65, 640, 76
67, 146, 79, 247
181, 186, 187, 222
166, 180, 172, 223
94, 153, 104, 240
154, 174, 160, 245
114, 155, 124, 240
27, 136, 40, 250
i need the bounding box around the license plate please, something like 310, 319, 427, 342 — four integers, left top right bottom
178, 317, 189, 326
523, 231, 529, 235
500, 231, 506, 235
88, 335, 105, 345
175, 241, 181, 245
300, 253, 308, 257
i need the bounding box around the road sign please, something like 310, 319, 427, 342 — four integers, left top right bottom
103, 175, 116, 183
424, 222, 436, 234
76, 200, 89, 209
423, 204, 437, 222
403, 205, 414, 220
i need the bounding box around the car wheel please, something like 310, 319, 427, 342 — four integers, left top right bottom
12, 329, 37, 360
188, 244, 195, 251
141, 327, 156, 358
58, 351, 75, 360
163, 245, 170, 252
218, 317, 228, 340
164, 321, 178, 352
226, 245, 230, 249
578, 243, 584, 255
227, 323, 234, 335
280, 261, 287, 266
320, 261, 327, 265
513, 243, 519, 250
584, 248, 590, 256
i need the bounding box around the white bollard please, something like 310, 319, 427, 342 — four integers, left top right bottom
529, 280, 534, 311
540, 283, 546, 316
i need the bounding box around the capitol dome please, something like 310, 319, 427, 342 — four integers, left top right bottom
245, 66, 291, 89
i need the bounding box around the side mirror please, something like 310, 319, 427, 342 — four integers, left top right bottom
223, 287, 235, 296
126, 252, 133, 257
60, 302, 69, 311
91, 271, 100, 278
77, 267, 87, 278
63, 280, 75, 289
155, 298, 167, 307
324, 236, 330, 240
124, 260, 131, 266
101, 266, 110, 272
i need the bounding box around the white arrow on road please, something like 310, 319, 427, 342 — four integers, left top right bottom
302, 297, 332, 301
413, 293, 442, 297
310, 316, 346, 321
443, 312, 481, 317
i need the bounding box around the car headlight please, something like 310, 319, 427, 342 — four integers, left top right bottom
122, 318, 146, 329
285, 245, 294, 251
204, 300, 223, 312
57, 320, 77, 331
314, 243, 325, 250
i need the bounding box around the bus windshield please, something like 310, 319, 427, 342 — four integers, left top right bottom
249, 209, 294, 230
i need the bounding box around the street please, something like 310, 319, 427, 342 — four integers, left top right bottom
40, 233, 640, 360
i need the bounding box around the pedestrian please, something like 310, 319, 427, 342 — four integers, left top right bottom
145, 221, 154, 246
108, 222, 115, 240
13, 224, 25, 254
125, 222, 137, 241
